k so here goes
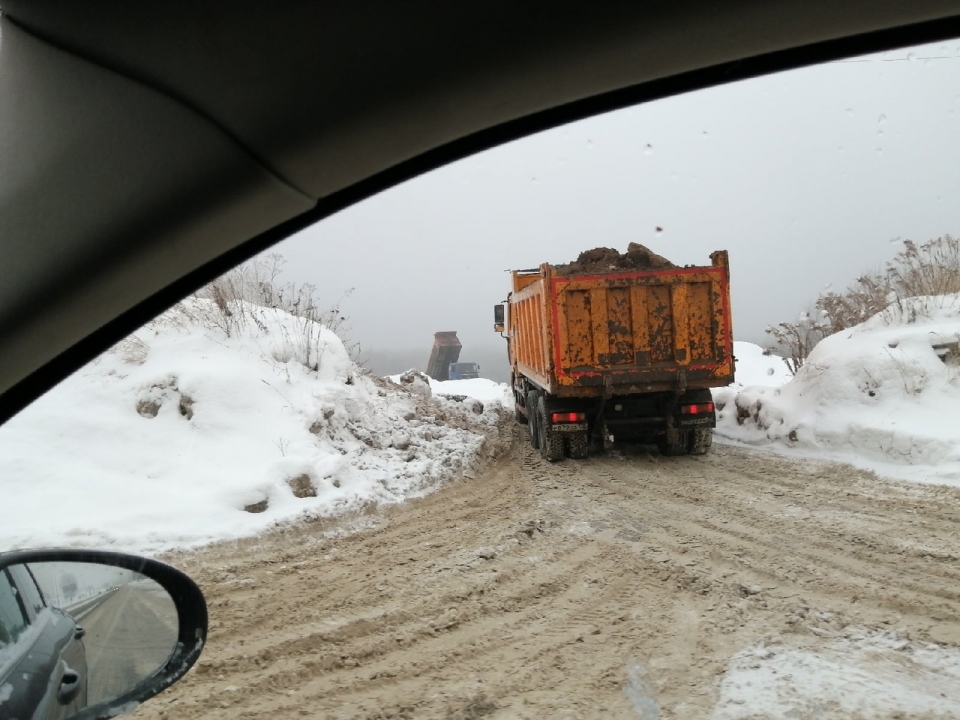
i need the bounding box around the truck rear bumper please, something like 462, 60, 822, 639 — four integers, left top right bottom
535, 388, 716, 441
605, 417, 715, 440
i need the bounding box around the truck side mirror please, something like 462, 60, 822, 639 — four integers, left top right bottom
493, 304, 505, 332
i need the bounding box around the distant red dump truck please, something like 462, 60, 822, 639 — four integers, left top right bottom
426, 331, 463, 381
494, 246, 734, 461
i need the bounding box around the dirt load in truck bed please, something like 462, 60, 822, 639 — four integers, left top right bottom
554, 242, 677, 276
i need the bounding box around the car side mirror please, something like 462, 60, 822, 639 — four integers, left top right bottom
0, 549, 207, 720
494, 304, 505, 332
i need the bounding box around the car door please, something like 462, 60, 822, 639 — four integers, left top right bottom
0, 566, 88, 720
0, 567, 51, 717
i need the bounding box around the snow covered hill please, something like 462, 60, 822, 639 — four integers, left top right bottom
0, 300, 508, 553
715, 296, 960, 485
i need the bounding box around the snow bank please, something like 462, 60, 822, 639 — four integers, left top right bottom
0, 300, 504, 553
725, 341, 794, 391
389, 373, 514, 409
711, 341, 793, 418
714, 627, 960, 719
714, 296, 960, 485
430, 377, 513, 407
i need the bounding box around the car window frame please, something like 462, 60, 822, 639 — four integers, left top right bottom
0, 568, 30, 648
8, 565, 46, 621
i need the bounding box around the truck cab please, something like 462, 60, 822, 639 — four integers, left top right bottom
448, 362, 480, 380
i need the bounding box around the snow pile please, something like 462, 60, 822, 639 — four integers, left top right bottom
714, 296, 960, 484
714, 627, 960, 719
390, 373, 513, 410
720, 342, 793, 394
0, 299, 506, 553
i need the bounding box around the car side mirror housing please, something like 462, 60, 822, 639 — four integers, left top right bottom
494, 303, 505, 332
0, 549, 207, 720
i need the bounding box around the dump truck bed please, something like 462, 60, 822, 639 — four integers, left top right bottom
509, 251, 734, 397
426, 331, 463, 381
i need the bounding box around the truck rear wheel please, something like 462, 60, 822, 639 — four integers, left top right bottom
658, 431, 691, 457
526, 390, 541, 449
689, 428, 713, 455
537, 396, 565, 462
567, 433, 589, 460
543, 431, 565, 462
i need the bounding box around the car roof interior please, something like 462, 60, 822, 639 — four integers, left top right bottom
3, 1, 960, 423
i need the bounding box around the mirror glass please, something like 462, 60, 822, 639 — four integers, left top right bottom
0, 561, 177, 719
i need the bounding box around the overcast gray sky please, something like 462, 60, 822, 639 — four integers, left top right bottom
272, 40, 960, 380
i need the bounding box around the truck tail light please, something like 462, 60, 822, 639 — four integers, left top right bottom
551, 412, 586, 423
680, 403, 715, 415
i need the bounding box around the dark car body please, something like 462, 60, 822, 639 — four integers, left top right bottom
0, 566, 88, 719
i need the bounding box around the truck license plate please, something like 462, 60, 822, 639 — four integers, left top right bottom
553, 423, 587, 433
679, 416, 713, 428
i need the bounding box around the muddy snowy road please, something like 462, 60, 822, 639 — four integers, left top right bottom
139, 436, 960, 719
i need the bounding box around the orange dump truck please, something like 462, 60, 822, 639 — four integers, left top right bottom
493, 250, 734, 460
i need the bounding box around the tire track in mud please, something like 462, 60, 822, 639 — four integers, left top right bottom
135, 435, 960, 720
577, 449, 960, 629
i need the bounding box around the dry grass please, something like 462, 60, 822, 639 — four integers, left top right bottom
134, 253, 363, 373
768, 235, 960, 373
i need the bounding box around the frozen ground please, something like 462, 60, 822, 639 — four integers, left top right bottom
130, 441, 960, 720
0, 300, 507, 553
714, 297, 960, 486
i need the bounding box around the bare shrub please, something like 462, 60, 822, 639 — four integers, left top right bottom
192, 254, 285, 336
767, 235, 960, 373
888, 235, 960, 298
271, 286, 360, 371
817, 236, 960, 333
766, 308, 830, 375
191, 254, 363, 371
816, 273, 892, 335
110, 336, 150, 365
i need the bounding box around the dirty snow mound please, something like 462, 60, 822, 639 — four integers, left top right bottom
714, 627, 960, 719
390, 370, 513, 417
714, 295, 960, 485
711, 342, 793, 412
0, 299, 508, 553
